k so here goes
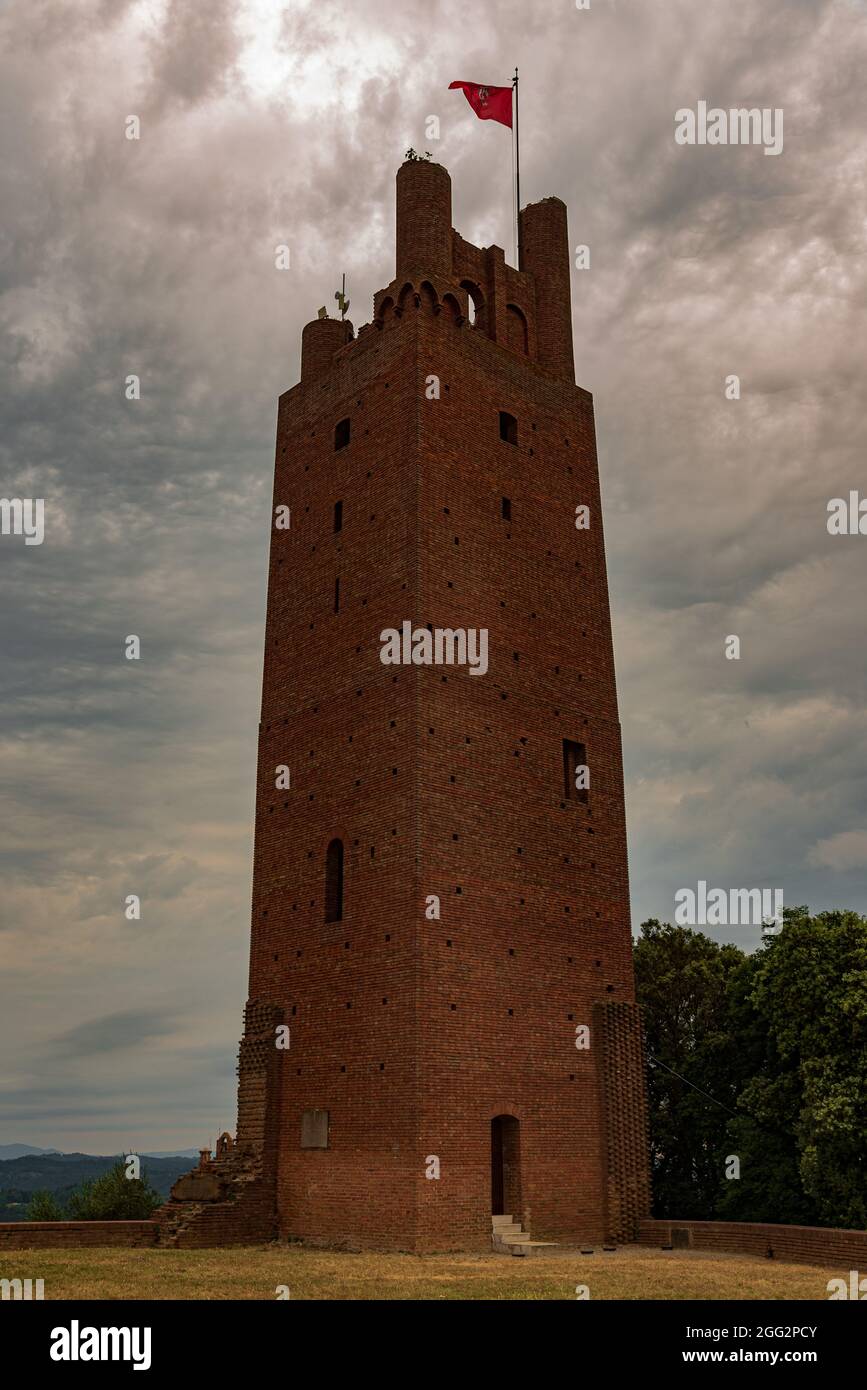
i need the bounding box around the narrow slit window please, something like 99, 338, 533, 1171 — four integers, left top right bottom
499, 411, 517, 445
325, 839, 344, 922
563, 739, 589, 803
334, 500, 343, 533
334, 418, 350, 450
501, 497, 512, 521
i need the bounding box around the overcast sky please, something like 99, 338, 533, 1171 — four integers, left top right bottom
1, 0, 865, 1153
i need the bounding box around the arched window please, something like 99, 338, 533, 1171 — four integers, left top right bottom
325, 839, 344, 922
460, 279, 485, 330
377, 296, 395, 329
441, 292, 462, 323
334, 418, 350, 450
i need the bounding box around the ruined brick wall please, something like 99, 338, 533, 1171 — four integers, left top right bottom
639, 1219, 867, 1270
154, 1000, 284, 1248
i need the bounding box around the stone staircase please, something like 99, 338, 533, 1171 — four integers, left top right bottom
491, 1214, 559, 1257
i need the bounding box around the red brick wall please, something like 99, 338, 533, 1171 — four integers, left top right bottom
639, 1219, 867, 1269
252, 312, 425, 1250
0, 1221, 157, 1249
409, 276, 637, 1249
231, 156, 649, 1252
597, 1002, 652, 1242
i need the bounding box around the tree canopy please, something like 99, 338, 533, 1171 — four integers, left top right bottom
634, 907, 867, 1228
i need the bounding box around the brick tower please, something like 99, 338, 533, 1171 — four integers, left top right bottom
160, 157, 650, 1252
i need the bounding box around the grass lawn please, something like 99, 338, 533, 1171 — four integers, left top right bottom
2, 1243, 837, 1300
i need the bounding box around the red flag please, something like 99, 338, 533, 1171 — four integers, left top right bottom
448, 80, 513, 129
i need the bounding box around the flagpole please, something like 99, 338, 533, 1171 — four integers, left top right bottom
513, 66, 520, 266
510, 114, 515, 264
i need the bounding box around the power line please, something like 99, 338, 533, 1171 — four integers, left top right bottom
646, 1049, 795, 1145
647, 1051, 739, 1117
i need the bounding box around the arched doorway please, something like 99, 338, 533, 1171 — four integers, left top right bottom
491, 1115, 521, 1216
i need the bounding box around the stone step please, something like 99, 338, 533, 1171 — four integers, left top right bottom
491, 1215, 517, 1229
509, 1241, 560, 1258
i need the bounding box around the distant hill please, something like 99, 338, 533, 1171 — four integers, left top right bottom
0, 1151, 197, 1222
140, 1149, 201, 1159
0, 1144, 60, 1160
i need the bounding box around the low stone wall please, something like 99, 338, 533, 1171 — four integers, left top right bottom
0, 1221, 158, 1250
639, 1218, 867, 1269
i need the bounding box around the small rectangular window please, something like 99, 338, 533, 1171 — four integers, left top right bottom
563, 739, 589, 803
301, 1109, 329, 1149
334, 500, 343, 533
499, 411, 517, 445
501, 497, 511, 521
334, 418, 350, 450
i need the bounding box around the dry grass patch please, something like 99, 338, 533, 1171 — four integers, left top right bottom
2, 1243, 835, 1300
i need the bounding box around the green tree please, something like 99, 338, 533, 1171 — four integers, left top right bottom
715, 935, 816, 1225
26, 1189, 66, 1221
634, 920, 745, 1217
724, 907, 867, 1228
636, 907, 867, 1229
66, 1157, 162, 1221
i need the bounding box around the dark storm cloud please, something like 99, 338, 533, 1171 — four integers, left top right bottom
46, 1009, 176, 1058
147, 0, 244, 111
1, 0, 865, 1149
